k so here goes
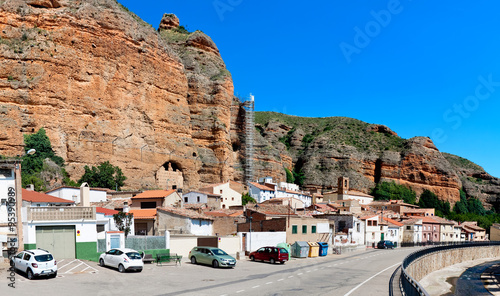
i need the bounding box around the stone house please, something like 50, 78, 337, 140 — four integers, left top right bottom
316, 213, 364, 246
130, 189, 182, 209
128, 209, 157, 235
204, 210, 245, 236
461, 221, 486, 241
401, 218, 423, 243
157, 207, 214, 236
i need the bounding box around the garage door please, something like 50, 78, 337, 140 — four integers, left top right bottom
36, 226, 76, 259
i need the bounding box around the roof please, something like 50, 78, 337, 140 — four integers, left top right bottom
420, 216, 443, 224
22, 189, 75, 204
128, 209, 157, 219
205, 210, 244, 217
462, 222, 485, 231
358, 215, 379, 220
158, 207, 214, 220
96, 207, 119, 216
184, 191, 222, 197
401, 218, 423, 225
132, 190, 177, 199
383, 217, 404, 227
430, 216, 455, 225
92, 198, 131, 210
248, 182, 275, 192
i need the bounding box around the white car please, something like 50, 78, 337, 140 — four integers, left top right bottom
10, 249, 57, 280
99, 248, 143, 273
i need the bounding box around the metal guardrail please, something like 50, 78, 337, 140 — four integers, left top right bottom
399, 241, 500, 296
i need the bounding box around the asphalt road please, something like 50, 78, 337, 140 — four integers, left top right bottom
0, 247, 420, 296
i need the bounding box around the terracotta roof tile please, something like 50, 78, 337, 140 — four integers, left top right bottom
383, 217, 404, 227
129, 209, 157, 219
23, 189, 75, 204
132, 189, 176, 199
96, 207, 119, 216
158, 207, 214, 220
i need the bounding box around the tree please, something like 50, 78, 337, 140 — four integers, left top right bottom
78, 161, 127, 190
284, 167, 295, 184
242, 192, 256, 205
113, 212, 134, 238
372, 181, 416, 204
418, 190, 450, 217
21, 128, 69, 190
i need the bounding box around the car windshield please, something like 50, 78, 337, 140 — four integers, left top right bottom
35, 254, 53, 262
280, 248, 288, 253
212, 249, 228, 256
126, 252, 142, 259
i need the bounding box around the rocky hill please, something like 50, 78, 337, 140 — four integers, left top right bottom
235, 112, 500, 206
0, 0, 234, 189
1, 1, 498, 206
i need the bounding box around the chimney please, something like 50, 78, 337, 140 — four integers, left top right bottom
80, 182, 90, 207
26, 184, 34, 191
123, 201, 130, 213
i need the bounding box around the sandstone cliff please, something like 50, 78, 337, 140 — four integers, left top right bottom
0, 0, 233, 190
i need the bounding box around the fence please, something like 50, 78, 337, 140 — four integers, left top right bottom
395, 241, 500, 296
125, 235, 166, 251
28, 206, 96, 220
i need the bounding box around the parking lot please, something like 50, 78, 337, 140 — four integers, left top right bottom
0, 248, 416, 296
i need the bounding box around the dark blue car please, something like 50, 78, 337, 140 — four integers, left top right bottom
377, 240, 395, 249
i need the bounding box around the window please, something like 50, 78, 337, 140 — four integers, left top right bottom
433, 226, 436, 231
184, 197, 188, 203
197, 196, 200, 202
339, 221, 346, 231
312, 225, 317, 233
292, 225, 297, 234
141, 201, 156, 209
356, 223, 360, 232
220, 190, 223, 194
302, 225, 307, 234
406, 226, 411, 230
96, 225, 105, 233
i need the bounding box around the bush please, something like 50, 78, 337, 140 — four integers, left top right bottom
372, 181, 416, 204
78, 161, 126, 190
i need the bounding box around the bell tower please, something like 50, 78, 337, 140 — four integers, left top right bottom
338, 176, 349, 195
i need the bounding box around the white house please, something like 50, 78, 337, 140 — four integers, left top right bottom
249, 178, 312, 207
183, 191, 222, 209
46, 184, 107, 204
200, 181, 242, 209
383, 217, 403, 246
360, 215, 387, 247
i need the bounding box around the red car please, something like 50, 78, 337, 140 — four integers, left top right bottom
249, 247, 289, 264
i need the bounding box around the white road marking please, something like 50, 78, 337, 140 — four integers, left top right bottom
58, 259, 78, 270
236, 290, 245, 293
266, 282, 273, 285
277, 279, 284, 282
288, 276, 294, 278
64, 262, 84, 274
298, 273, 303, 276
306, 270, 311, 273
252, 285, 260, 288
343, 262, 401, 296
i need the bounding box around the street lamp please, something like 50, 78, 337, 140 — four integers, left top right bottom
15, 148, 36, 252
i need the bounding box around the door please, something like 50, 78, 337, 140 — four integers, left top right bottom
381, 233, 384, 241
36, 226, 76, 259
110, 235, 120, 249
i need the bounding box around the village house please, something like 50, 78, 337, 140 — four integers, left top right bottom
359, 215, 387, 247
200, 181, 243, 209
157, 207, 214, 236
421, 216, 441, 243
431, 216, 456, 242
183, 191, 222, 210
248, 177, 312, 207
317, 213, 364, 246
204, 210, 245, 236
22, 188, 75, 207
401, 218, 423, 244
461, 221, 486, 241
45, 183, 107, 204
383, 217, 404, 246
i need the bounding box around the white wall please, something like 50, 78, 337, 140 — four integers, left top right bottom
189, 219, 213, 236
213, 183, 242, 209
47, 188, 106, 203
23, 220, 98, 245
217, 236, 241, 256
241, 232, 287, 252
0, 169, 16, 225
183, 192, 208, 204
169, 236, 198, 258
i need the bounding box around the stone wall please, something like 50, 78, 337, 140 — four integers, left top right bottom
406, 245, 500, 282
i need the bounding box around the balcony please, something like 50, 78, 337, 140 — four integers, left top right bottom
27, 207, 96, 221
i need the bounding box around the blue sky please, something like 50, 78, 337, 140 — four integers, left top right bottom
119, 0, 500, 178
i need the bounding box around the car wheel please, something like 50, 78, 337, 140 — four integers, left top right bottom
118, 264, 125, 273
270, 258, 276, 264
99, 259, 105, 267
212, 260, 219, 268
9, 260, 14, 267
250, 255, 255, 261
280, 261, 285, 264
50, 272, 57, 278
191, 256, 197, 264
27, 269, 34, 280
